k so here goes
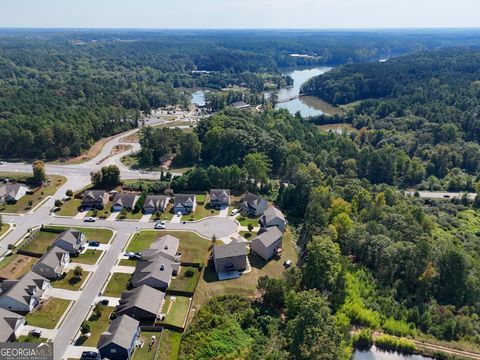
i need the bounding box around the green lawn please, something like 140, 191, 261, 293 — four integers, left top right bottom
0, 174, 66, 214
41, 225, 113, 244
0, 224, 10, 238
25, 298, 70, 329
158, 296, 191, 328
16, 335, 49, 343
103, 273, 131, 297
126, 231, 210, 264
51, 270, 90, 291
87, 202, 113, 219
56, 199, 83, 217
21, 230, 58, 254
196, 194, 206, 204
73, 250, 102, 265
133, 332, 162, 360
118, 258, 136, 266
157, 330, 182, 360
168, 267, 200, 295
238, 215, 261, 228
184, 204, 219, 221
239, 231, 257, 240
123, 211, 143, 220
76, 305, 114, 347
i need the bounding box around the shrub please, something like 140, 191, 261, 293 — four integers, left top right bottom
382, 317, 416, 337
375, 335, 416, 354
352, 329, 373, 349
54, 199, 63, 207
185, 268, 195, 277
80, 320, 91, 334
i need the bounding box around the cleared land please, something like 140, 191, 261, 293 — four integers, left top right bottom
0, 253, 37, 279
25, 298, 71, 329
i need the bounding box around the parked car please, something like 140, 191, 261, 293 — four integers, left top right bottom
158, 220, 166, 225
89, 241, 100, 247
124, 252, 134, 257
84, 217, 96, 222
30, 329, 42, 338
129, 254, 142, 260
154, 222, 166, 229
81, 351, 99, 359
230, 208, 240, 216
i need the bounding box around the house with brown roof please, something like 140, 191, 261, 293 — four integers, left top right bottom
112, 193, 138, 212
81, 189, 109, 210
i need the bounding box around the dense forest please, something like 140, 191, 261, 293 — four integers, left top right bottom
1, 30, 480, 159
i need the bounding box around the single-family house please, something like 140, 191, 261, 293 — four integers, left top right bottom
0, 183, 29, 205
0, 271, 50, 314
140, 235, 180, 262
112, 193, 138, 212
240, 192, 268, 217
261, 206, 286, 232
115, 285, 165, 322
143, 195, 170, 214
213, 242, 247, 273
98, 315, 140, 360
81, 190, 109, 210
52, 228, 86, 255
250, 227, 283, 260
173, 194, 196, 214
231, 101, 250, 109
210, 189, 230, 208
32, 246, 70, 280
131, 255, 179, 291
0, 308, 25, 342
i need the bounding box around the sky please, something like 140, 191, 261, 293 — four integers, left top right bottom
0, 0, 479, 29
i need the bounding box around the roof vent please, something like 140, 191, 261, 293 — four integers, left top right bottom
160, 264, 165, 271
164, 245, 168, 250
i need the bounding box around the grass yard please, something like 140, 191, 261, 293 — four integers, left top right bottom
76, 305, 114, 347
51, 270, 90, 291
25, 298, 70, 329
123, 211, 143, 220
41, 225, 113, 244
126, 231, 210, 264
133, 332, 162, 360
239, 231, 257, 240
158, 296, 191, 328
73, 250, 102, 265
118, 258, 136, 266
87, 202, 113, 219
185, 204, 219, 221
56, 198, 83, 217
0, 224, 10, 238
103, 273, 131, 297
0, 253, 37, 279
192, 228, 298, 312
21, 230, 58, 254
168, 267, 201, 295
16, 335, 49, 343
0, 174, 66, 214
196, 194, 206, 204
238, 215, 261, 228
157, 330, 182, 360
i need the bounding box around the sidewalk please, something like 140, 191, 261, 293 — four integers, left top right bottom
111, 265, 135, 274
66, 263, 98, 272
47, 288, 81, 301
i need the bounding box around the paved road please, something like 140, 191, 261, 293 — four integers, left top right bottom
404, 190, 477, 200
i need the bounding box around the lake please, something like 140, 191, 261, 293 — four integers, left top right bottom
276, 67, 341, 117
191, 90, 206, 107
354, 346, 434, 360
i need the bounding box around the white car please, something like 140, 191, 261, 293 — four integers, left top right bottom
125, 252, 135, 257
158, 220, 166, 225
154, 223, 166, 229
84, 217, 96, 222
230, 208, 240, 216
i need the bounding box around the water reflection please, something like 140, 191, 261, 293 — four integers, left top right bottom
354, 346, 434, 360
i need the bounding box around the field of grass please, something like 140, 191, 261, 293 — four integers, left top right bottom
157, 330, 182, 360
159, 296, 191, 328
73, 249, 102, 265
51, 270, 89, 291
0, 253, 37, 279
192, 228, 298, 311
76, 306, 114, 347
133, 332, 162, 360
0, 174, 66, 214
21, 230, 58, 254
123, 211, 143, 220
0, 224, 10, 238
168, 267, 201, 295
118, 258, 136, 266
126, 231, 210, 264
103, 273, 131, 297
56, 198, 83, 217
26, 298, 70, 329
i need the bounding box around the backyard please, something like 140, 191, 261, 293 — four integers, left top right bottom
133, 332, 162, 360
0, 253, 37, 279
75, 305, 114, 347
0, 173, 67, 214
126, 231, 210, 264
157, 330, 182, 360
158, 296, 191, 328
103, 273, 131, 297
25, 298, 71, 329
51, 270, 90, 291
168, 267, 201, 295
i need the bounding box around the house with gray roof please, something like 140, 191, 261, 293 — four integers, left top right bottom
210, 189, 230, 208
143, 195, 170, 214
112, 193, 138, 212
32, 246, 70, 280
53, 228, 86, 255
173, 194, 196, 214
250, 227, 283, 260
0, 183, 29, 205
140, 235, 180, 262
98, 315, 140, 360
240, 192, 268, 217
0, 271, 50, 314
115, 285, 165, 322
131, 255, 179, 291
81, 189, 109, 210
213, 242, 247, 273
261, 206, 286, 232
0, 308, 25, 342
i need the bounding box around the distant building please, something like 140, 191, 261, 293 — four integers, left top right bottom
98, 315, 140, 360
115, 285, 165, 322
0, 183, 29, 205
0, 308, 24, 342
81, 190, 109, 210
53, 228, 86, 255
143, 195, 170, 214
261, 206, 286, 232
210, 189, 230, 208
32, 246, 70, 280
0, 271, 50, 314
231, 101, 250, 110
240, 192, 268, 217
173, 194, 196, 214
112, 193, 138, 212
213, 242, 247, 273
250, 227, 283, 260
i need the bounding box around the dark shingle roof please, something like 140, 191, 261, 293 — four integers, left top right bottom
98, 315, 139, 350
116, 285, 165, 317
113, 193, 137, 209
252, 227, 283, 248
213, 242, 247, 259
